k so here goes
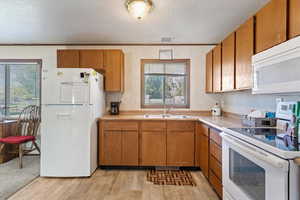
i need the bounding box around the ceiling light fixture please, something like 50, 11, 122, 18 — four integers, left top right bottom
126, 0, 154, 20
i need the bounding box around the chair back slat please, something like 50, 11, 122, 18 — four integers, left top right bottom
16, 106, 41, 137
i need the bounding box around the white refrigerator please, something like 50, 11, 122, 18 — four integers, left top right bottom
40, 68, 105, 177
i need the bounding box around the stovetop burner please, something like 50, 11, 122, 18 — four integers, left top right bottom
228, 128, 300, 151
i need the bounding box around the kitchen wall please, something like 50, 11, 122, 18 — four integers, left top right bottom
0, 45, 220, 111
220, 91, 300, 115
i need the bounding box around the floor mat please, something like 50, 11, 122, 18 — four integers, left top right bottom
147, 170, 196, 186
0, 156, 40, 200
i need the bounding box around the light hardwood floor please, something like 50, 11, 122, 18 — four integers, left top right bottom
9, 170, 220, 200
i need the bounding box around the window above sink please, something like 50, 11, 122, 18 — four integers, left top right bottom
141, 59, 190, 109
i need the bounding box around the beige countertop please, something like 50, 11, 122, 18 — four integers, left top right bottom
100, 114, 243, 131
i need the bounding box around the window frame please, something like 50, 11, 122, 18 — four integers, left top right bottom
141, 59, 190, 109
0, 59, 42, 118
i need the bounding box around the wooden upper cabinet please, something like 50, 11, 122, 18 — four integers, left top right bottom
213, 44, 222, 92
289, 0, 300, 39
79, 50, 104, 71
236, 17, 254, 90
104, 50, 125, 92
205, 50, 213, 93
255, 0, 287, 53
222, 32, 235, 91
57, 50, 80, 68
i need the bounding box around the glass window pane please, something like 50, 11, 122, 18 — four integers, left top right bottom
7, 64, 40, 117
165, 76, 186, 105
165, 62, 186, 75
144, 63, 164, 74
0, 65, 5, 115
229, 149, 266, 200
144, 75, 164, 105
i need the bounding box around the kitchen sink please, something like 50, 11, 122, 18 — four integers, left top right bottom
143, 114, 192, 119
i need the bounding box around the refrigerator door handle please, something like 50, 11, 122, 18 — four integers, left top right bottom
56, 113, 72, 119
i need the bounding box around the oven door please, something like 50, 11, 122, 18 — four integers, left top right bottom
221, 132, 289, 200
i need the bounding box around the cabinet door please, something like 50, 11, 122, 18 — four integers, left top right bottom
222, 32, 235, 91
140, 131, 166, 166
104, 50, 124, 92
255, 0, 287, 53
57, 50, 80, 68
200, 133, 209, 178
209, 170, 223, 198
289, 0, 300, 39
103, 131, 122, 165
122, 131, 139, 166
236, 18, 254, 90
79, 50, 104, 71
167, 131, 195, 166
195, 123, 201, 167
205, 50, 213, 93
213, 44, 222, 92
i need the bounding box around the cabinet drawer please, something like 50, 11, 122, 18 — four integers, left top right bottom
198, 123, 209, 136
141, 121, 166, 131
103, 121, 139, 131
210, 128, 222, 145
199, 134, 209, 178
209, 170, 223, 198
167, 121, 195, 131
210, 140, 222, 162
210, 155, 222, 180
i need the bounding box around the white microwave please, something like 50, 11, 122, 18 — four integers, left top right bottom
252, 36, 300, 94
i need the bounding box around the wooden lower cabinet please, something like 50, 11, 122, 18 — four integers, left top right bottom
100, 120, 197, 167
198, 123, 210, 178
122, 131, 139, 166
167, 121, 195, 166
167, 131, 194, 166
209, 170, 223, 198
210, 140, 222, 162
197, 122, 223, 198
102, 130, 139, 166
209, 129, 223, 199
103, 131, 122, 165
199, 133, 209, 178
100, 120, 223, 198
210, 155, 222, 181
140, 131, 166, 166
99, 120, 139, 166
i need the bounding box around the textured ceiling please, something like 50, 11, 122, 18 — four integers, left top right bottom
0, 0, 269, 44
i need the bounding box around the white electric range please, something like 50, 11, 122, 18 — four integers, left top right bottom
221, 127, 300, 200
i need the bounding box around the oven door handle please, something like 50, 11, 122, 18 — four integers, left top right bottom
221, 132, 289, 172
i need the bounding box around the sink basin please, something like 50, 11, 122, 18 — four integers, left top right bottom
143, 114, 192, 119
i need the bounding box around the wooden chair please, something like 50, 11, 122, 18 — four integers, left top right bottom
0, 105, 41, 168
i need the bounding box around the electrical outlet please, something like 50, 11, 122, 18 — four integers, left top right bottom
276, 98, 284, 105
